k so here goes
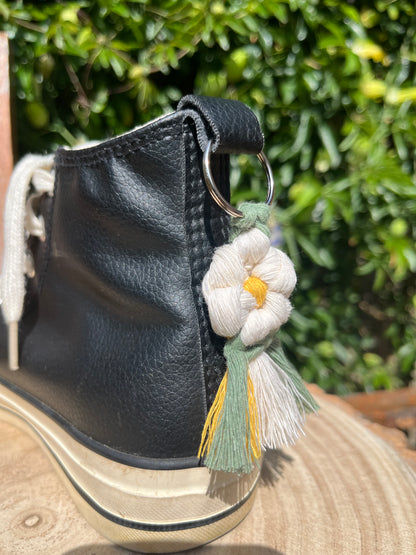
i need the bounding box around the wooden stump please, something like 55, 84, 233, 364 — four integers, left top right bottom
1, 388, 416, 554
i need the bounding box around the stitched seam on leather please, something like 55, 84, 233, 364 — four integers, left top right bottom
183, 123, 228, 409
56, 118, 181, 167
56, 135, 178, 167
205, 155, 228, 406
183, 124, 208, 420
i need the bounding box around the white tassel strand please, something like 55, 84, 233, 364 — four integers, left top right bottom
249, 351, 312, 449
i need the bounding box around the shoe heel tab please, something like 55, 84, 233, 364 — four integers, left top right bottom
177, 94, 264, 155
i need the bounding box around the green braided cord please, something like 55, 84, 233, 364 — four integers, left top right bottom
204, 335, 264, 474
230, 202, 271, 240
267, 337, 320, 414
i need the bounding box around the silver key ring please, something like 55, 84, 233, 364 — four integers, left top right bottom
202, 139, 275, 218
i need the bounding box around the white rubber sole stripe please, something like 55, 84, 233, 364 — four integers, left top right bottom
0, 383, 260, 553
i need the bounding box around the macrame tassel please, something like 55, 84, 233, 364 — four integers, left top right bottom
198, 338, 261, 474
249, 347, 319, 449
199, 202, 318, 473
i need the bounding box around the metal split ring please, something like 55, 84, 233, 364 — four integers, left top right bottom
202, 139, 275, 218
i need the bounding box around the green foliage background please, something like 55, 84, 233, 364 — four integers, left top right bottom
1, 0, 416, 394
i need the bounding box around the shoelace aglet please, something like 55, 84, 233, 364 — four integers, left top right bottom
8, 321, 19, 370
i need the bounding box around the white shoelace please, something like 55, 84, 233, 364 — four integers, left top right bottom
1, 154, 55, 370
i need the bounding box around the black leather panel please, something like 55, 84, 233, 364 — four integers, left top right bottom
5, 115, 208, 459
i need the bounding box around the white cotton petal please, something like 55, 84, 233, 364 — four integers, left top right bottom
240, 288, 258, 323
232, 228, 271, 272
240, 292, 292, 346
203, 243, 245, 290
263, 292, 292, 327
203, 285, 245, 338
252, 247, 297, 297
240, 303, 282, 346
249, 352, 306, 449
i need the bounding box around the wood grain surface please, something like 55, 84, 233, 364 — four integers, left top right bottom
1, 388, 416, 555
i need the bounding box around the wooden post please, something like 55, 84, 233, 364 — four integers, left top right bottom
0, 33, 14, 254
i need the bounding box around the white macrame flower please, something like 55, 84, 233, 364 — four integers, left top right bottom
202, 227, 297, 346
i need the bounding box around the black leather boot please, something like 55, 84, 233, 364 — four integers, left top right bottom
0, 96, 265, 552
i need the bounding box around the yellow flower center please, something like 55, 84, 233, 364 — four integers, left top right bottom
243, 276, 268, 308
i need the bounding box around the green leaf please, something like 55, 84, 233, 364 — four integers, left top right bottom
356, 261, 376, 275
297, 234, 336, 269
316, 121, 342, 168
109, 53, 126, 78
403, 247, 416, 271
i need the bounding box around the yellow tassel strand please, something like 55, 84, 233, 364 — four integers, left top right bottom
198, 370, 228, 458
247, 371, 261, 460
198, 369, 262, 465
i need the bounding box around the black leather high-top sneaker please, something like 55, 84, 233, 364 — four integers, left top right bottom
0, 96, 266, 553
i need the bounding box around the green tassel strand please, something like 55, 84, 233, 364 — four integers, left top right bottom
267, 338, 320, 415
203, 336, 264, 474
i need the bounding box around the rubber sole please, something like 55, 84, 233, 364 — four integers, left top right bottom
0, 384, 260, 553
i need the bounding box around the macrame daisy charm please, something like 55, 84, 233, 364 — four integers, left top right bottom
199, 202, 318, 474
